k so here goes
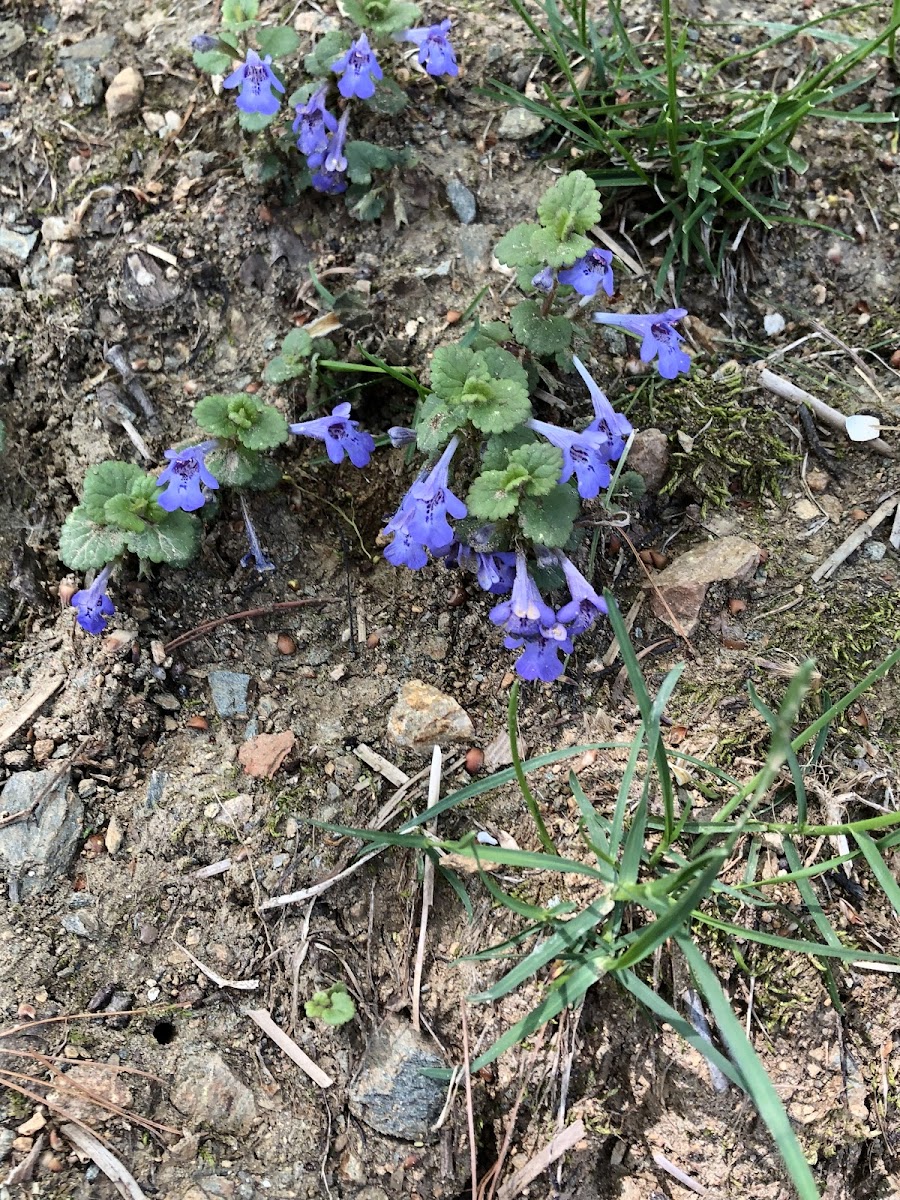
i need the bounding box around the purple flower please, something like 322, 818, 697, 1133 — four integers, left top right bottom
505, 622, 573, 682
332, 33, 383, 101
558, 247, 614, 299
555, 554, 608, 636
399, 19, 458, 77
71, 564, 115, 635
531, 267, 555, 292
527, 418, 613, 500
323, 108, 350, 174
489, 552, 556, 639
382, 492, 429, 569
388, 426, 417, 448
293, 87, 337, 162
573, 356, 632, 461
290, 402, 375, 468
239, 495, 275, 573
404, 436, 467, 551
223, 49, 285, 116
446, 535, 516, 595
156, 442, 219, 513
191, 33, 218, 53
592, 308, 690, 379
311, 169, 348, 195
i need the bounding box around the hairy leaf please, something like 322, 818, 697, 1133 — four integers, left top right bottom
59, 508, 127, 572
510, 300, 574, 356
467, 471, 521, 521
494, 221, 540, 267
508, 443, 564, 496
416, 394, 461, 454
256, 25, 300, 58
519, 484, 579, 545
81, 461, 147, 522
304, 29, 351, 75
126, 510, 200, 566
430, 344, 479, 404
529, 227, 591, 269
537, 169, 602, 238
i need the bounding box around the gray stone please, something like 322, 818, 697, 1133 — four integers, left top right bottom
647, 535, 761, 635
349, 1017, 446, 1139
497, 107, 544, 140
628, 428, 670, 492
387, 680, 474, 754
171, 1052, 257, 1135
445, 178, 476, 225
457, 224, 495, 276
0, 21, 26, 60
58, 35, 116, 106
0, 1126, 15, 1161
0, 769, 82, 899
62, 912, 96, 938
208, 670, 251, 717
0, 226, 38, 268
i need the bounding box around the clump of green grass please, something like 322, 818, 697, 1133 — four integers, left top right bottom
316, 604, 900, 1199
498, 0, 900, 295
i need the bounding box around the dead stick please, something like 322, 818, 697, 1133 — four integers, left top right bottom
754, 365, 894, 458
164, 596, 340, 653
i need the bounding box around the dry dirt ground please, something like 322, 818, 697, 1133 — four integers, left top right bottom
0, 0, 899, 1198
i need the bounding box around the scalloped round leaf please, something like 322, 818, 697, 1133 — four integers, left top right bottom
537, 170, 602, 237
238, 403, 289, 450
466, 471, 521, 522
238, 110, 275, 133
103, 494, 148, 534
245, 455, 283, 491
304, 29, 351, 75
415, 394, 461, 454
430, 344, 480, 404
480, 345, 529, 392
194, 49, 235, 74
518, 485, 579, 546
494, 222, 540, 268
126, 510, 200, 566
482, 428, 538, 471
257, 25, 300, 58
529, 227, 591, 270
264, 355, 304, 385
206, 446, 261, 488
82, 461, 147, 522
467, 379, 531, 434
193, 394, 242, 438
510, 301, 574, 357
508, 443, 564, 496
59, 508, 127, 571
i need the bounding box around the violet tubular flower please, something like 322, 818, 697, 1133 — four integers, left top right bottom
527, 418, 613, 500
531, 266, 555, 292
403, 436, 467, 552
332, 33, 383, 100
506, 622, 572, 683
293, 87, 337, 163
446, 536, 515, 595
572, 356, 632, 461
290, 402, 375, 468
239, 495, 275, 573
156, 441, 219, 513
382, 495, 429, 570
558, 247, 614, 299
555, 554, 608, 636
223, 49, 284, 116
592, 308, 691, 380
71, 564, 115, 635
490, 552, 556, 639
310, 109, 351, 192
399, 19, 458, 77
387, 426, 417, 448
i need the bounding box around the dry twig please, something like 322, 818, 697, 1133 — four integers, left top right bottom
164, 596, 340, 653
495, 1119, 586, 1200
754, 365, 894, 457
62, 1122, 148, 1200
243, 1007, 333, 1088
411, 747, 441, 1031
811, 492, 899, 582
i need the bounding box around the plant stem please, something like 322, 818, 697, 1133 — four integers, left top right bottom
661, 0, 683, 179
509, 681, 557, 855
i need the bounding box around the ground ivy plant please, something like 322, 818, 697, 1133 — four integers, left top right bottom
191, 0, 457, 217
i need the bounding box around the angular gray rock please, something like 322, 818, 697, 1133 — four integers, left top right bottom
171, 1051, 257, 1136
58, 35, 117, 106
445, 178, 476, 225
0, 226, 39, 268
349, 1018, 446, 1139
208, 670, 251, 717
497, 107, 544, 140
0, 768, 82, 899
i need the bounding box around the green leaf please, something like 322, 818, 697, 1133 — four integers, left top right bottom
537, 169, 602, 238
469, 321, 512, 352
193, 49, 235, 74
193, 395, 237, 438
304, 983, 356, 1026
103, 494, 149, 534
519, 484, 579, 546
282, 327, 313, 360
126, 510, 200, 566
529, 227, 591, 269
480, 345, 528, 393
222, 0, 259, 25
304, 29, 351, 76
510, 301, 573, 356
238, 404, 288, 451
507, 443, 563, 497
494, 222, 540, 268
193, 394, 288, 449
346, 140, 394, 186
59, 508, 127, 572
347, 187, 386, 221
465, 379, 531, 434
415, 394, 461, 454
245, 455, 283, 491
363, 76, 410, 115
341, 0, 369, 23
372, 0, 421, 36
206, 446, 263, 489
81, 462, 147, 522
467, 471, 521, 521
481, 428, 537, 470
264, 356, 304, 385
430, 344, 479, 405
256, 25, 300, 58
238, 110, 275, 133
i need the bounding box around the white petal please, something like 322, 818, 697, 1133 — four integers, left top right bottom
845, 413, 881, 442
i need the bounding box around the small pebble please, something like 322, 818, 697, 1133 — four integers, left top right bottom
849, 508, 867, 521
464, 747, 484, 774
366, 632, 380, 649
276, 633, 296, 655
728, 597, 747, 615
865, 541, 886, 561
186, 716, 208, 731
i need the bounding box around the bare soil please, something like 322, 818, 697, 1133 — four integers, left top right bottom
1, 1, 899, 1198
